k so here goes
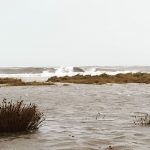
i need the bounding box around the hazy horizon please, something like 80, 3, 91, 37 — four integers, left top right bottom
3, 64, 150, 68
0, 0, 150, 67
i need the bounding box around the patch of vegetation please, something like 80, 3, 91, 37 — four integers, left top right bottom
0, 78, 54, 86
0, 99, 44, 133
133, 112, 150, 126
47, 73, 150, 84
62, 83, 70, 86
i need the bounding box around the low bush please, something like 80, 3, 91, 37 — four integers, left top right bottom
0, 99, 44, 133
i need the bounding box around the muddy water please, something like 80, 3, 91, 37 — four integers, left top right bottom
0, 84, 150, 150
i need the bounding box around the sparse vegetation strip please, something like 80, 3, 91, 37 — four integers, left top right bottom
47, 72, 150, 84
0, 78, 54, 86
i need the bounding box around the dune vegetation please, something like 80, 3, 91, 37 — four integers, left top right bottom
0, 78, 54, 86
47, 72, 150, 84
1, 72, 150, 86
0, 99, 44, 133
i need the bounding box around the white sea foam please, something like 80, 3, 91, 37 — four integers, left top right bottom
0, 66, 149, 81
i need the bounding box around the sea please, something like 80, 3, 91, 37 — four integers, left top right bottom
0, 66, 150, 81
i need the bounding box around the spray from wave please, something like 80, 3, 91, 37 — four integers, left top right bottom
0, 66, 150, 81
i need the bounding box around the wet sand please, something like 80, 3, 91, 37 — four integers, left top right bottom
0, 84, 150, 150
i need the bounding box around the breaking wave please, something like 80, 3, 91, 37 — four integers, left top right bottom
0, 66, 150, 81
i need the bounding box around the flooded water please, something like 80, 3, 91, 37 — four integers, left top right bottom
0, 83, 150, 150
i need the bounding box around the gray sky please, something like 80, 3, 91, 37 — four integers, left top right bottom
0, 0, 150, 67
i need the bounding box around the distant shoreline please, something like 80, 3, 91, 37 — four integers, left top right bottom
0, 66, 150, 81
0, 78, 54, 86
47, 72, 150, 85
0, 72, 150, 86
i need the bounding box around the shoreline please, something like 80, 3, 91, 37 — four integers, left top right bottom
0, 72, 150, 86
47, 72, 150, 85
0, 78, 54, 86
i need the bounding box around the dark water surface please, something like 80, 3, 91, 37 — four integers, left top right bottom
0, 84, 150, 150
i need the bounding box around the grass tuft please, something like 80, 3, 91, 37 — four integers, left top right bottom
133, 112, 150, 126
0, 99, 44, 133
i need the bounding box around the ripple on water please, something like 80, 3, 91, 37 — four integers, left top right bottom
0, 84, 150, 150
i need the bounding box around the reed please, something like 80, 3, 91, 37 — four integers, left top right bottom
0, 99, 44, 133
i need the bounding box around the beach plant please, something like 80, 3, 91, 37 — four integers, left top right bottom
133, 112, 150, 126
0, 99, 44, 133
47, 73, 150, 84
0, 78, 54, 86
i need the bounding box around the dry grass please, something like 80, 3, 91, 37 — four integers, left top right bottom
0, 78, 23, 85
47, 73, 150, 84
0, 78, 54, 86
133, 113, 150, 126
0, 99, 44, 133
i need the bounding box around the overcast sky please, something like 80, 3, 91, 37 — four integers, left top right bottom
0, 0, 150, 67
